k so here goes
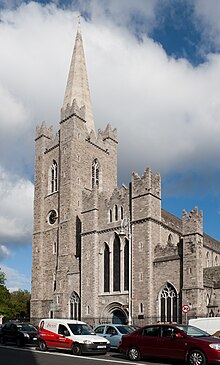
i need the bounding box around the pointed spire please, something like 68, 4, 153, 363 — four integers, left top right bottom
62, 16, 95, 134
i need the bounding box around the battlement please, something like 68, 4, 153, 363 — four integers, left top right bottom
98, 123, 117, 143
35, 121, 53, 141
182, 207, 203, 236
60, 99, 86, 122
132, 168, 161, 199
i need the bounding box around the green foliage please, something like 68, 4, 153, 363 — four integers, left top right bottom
0, 269, 6, 285
0, 268, 30, 319
10, 290, 31, 318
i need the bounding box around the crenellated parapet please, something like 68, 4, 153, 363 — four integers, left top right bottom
182, 207, 203, 236
85, 123, 117, 153
35, 121, 53, 141
98, 123, 117, 143
60, 99, 86, 122
132, 168, 161, 199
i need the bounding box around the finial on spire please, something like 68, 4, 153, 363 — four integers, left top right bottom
77, 14, 81, 32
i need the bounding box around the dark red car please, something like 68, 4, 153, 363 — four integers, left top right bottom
119, 323, 220, 365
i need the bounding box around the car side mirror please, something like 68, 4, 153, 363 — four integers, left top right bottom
173, 333, 184, 339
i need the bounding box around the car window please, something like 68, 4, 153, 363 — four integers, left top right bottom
117, 326, 135, 334
161, 326, 176, 338
58, 324, 70, 336
94, 326, 105, 334
106, 326, 117, 335
68, 323, 93, 335
142, 326, 160, 337
176, 325, 210, 338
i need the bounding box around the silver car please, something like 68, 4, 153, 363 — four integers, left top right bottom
93, 324, 137, 349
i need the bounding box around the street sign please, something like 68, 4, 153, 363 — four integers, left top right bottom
182, 304, 190, 313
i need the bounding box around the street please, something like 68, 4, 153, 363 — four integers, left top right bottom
0, 344, 174, 365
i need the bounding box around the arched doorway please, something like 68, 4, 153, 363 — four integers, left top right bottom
112, 309, 127, 324
101, 302, 128, 324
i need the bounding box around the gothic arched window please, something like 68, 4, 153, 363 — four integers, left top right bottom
113, 234, 120, 291
70, 291, 81, 320
49, 160, 58, 194
104, 243, 110, 292
92, 159, 99, 188
124, 239, 129, 291
159, 283, 177, 323
115, 205, 118, 221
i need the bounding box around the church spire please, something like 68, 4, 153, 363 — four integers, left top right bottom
62, 17, 95, 134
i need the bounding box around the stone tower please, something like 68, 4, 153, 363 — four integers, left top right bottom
131, 168, 161, 321
182, 207, 204, 317
31, 21, 118, 323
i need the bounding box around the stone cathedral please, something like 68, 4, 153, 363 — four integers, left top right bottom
31, 22, 220, 326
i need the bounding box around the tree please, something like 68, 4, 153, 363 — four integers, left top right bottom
10, 290, 31, 319
0, 268, 11, 316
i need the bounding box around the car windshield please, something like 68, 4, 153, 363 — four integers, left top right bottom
68, 324, 93, 335
17, 324, 37, 332
176, 325, 210, 337
117, 326, 136, 334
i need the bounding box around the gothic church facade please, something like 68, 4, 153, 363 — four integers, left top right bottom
31, 23, 220, 325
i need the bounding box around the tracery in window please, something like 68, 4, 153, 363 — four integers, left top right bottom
159, 282, 177, 323
92, 159, 99, 188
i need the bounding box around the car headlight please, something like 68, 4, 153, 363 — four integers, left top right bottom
23, 333, 30, 338
83, 339, 93, 344
209, 343, 220, 350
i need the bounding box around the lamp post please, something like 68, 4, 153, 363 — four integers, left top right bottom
119, 217, 132, 325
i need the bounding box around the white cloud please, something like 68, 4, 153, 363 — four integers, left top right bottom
0, 264, 31, 291
0, 166, 34, 246
0, 1, 220, 257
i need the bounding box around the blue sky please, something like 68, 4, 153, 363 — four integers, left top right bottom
1, 0, 220, 291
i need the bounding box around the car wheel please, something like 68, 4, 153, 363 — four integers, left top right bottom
188, 349, 206, 365
39, 340, 47, 351
127, 346, 141, 361
16, 337, 24, 347
72, 343, 82, 355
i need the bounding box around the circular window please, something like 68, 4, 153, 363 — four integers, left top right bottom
47, 210, 58, 225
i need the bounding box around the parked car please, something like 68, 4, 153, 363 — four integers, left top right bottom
93, 324, 137, 349
0, 322, 37, 347
37, 318, 110, 355
119, 323, 220, 364
189, 317, 220, 335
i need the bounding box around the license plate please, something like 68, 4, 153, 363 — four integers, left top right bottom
97, 345, 106, 349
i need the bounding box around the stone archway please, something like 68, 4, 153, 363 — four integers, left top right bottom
101, 302, 128, 324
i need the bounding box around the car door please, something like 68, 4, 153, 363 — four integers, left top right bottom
104, 326, 120, 349
138, 326, 161, 357
159, 326, 186, 360
54, 324, 72, 349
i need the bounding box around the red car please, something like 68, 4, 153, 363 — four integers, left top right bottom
119, 323, 220, 365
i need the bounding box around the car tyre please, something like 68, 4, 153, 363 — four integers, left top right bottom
127, 346, 141, 361
72, 343, 82, 355
39, 340, 47, 351
16, 337, 24, 347
188, 349, 206, 365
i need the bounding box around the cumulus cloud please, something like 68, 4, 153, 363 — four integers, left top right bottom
0, 264, 31, 291
1, 0, 220, 285
0, 166, 34, 248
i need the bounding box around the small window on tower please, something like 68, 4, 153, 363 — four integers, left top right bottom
48, 160, 58, 194
92, 159, 99, 188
